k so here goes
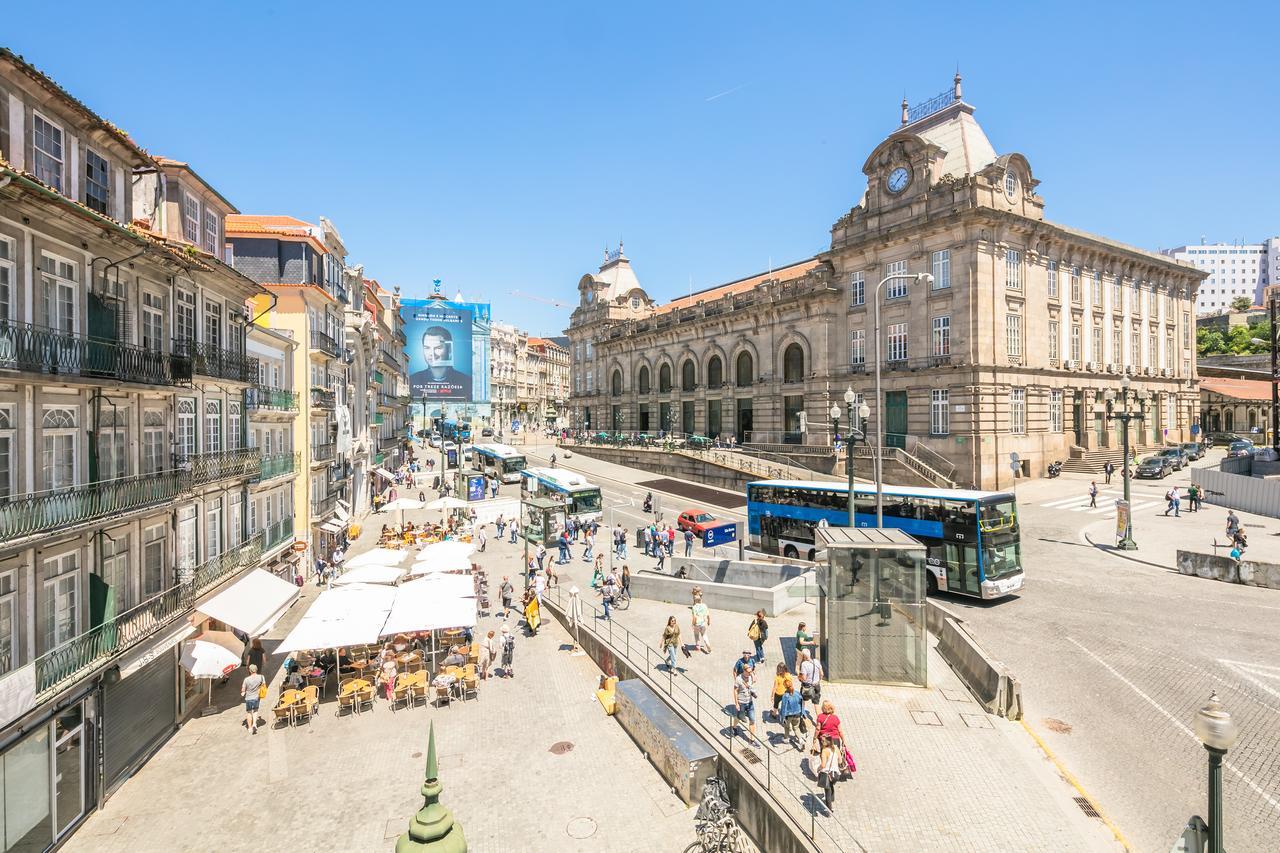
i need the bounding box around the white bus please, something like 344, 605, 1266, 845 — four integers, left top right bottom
520, 467, 603, 524
470, 443, 527, 483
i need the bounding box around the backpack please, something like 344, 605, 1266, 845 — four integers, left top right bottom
747, 621, 761, 641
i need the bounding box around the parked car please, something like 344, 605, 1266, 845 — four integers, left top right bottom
1157, 447, 1188, 470
1180, 442, 1205, 461
1206, 432, 1245, 446
677, 509, 719, 535
428, 433, 442, 448
1135, 456, 1173, 479
1227, 440, 1255, 458
481, 427, 494, 437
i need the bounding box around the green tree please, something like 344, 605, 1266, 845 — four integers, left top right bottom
1230, 295, 1254, 312
1197, 327, 1225, 356
1225, 325, 1257, 354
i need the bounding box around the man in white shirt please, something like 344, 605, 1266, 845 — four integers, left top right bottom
798, 650, 822, 708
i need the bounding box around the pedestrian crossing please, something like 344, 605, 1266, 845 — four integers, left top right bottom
1033, 489, 1168, 516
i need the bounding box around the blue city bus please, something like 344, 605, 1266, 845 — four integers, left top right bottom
746, 480, 1023, 600
470, 443, 527, 483
520, 467, 603, 524
437, 418, 471, 444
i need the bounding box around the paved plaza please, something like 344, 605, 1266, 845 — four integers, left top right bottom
65, 520, 694, 853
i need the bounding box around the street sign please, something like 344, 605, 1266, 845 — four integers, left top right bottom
703, 522, 737, 548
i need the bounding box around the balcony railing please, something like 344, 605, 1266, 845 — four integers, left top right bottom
311, 493, 338, 517
262, 516, 295, 552
22, 531, 264, 703
329, 461, 352, 483
246, 385, 299, 413
310, 329, 341, 358
175, 447, 262, 486
377, 392, 397, 409
0, 469, 186, 544
312, 442, 336, 463
379, 345, 398, 365
310, 388, 336, 409
371, 369, 385, 385
258, 451, 300, 481
172, 339, 258, 384
379, 435, 401, 451
0, 319, 178, 385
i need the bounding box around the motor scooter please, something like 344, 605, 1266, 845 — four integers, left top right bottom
1047, 460, 1063, 478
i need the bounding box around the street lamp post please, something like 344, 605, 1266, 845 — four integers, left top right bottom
873, 272, 934, 527
1194, 691, 1238, 853
1105, 374, 1145, 550
1250, 299, 1278, 450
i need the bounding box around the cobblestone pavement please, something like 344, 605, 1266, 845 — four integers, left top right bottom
64, 512, 695, 853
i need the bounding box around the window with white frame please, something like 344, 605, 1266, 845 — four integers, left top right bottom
1049, 390, 1063, 432
142, 292, 165, 350
1048, 320, 1060, 363
1009, 388, 1026, 434
41, 552, 79, 651
98, 406, 129, 480
1112, 327, 1122, 366
85, 150, 110, 214
1092, 271, 1102, 306
1165, 334, 1174, 369
1182, 313, 1190, 350
183, 193, 201, 244
203, 209, 219, 254
885, 261, 908, 299
1113, 275, 1122, 309
849, 272, 864, 306
1148, 333, 1157, 368
205, 400, 222, 452
932, 316, 950, 356
931, 251, 950, 290
1131, 331, 1140, 366
849, 329, 865, 365
0, 406, 12, 500
930, 389, 949, 435
1070, 266, 1081, 303
204, 300, 222, 349
176, 289, 195, 343
0, 571, 14, 674
142, 524, 167, 597
42, 406, 77, 489
1007, 313, 1023, 361
177, 398, 196, 456
228, 402, 242, 450
32, 113, 64, 191
101, 533, 131, 612
206, 497, 223, 559
887, 323, 908, 361
143, 410, 166, 474
1070, 324, 1081, 362
1091, 327, 1102, 365
1047, 260, 1058, 299
39, 252, 78, 334
0, 235, 12, 320
1006, 250, 1022, 290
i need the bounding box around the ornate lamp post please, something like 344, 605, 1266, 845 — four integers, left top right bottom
1194, 691, 1237, 853
832, 390, 871, 527
1105, 374, 1145, 550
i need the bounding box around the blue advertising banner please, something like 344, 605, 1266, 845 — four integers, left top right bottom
703, 523, 738, 548
467, 475, 486, 502
402, 297, 491, 404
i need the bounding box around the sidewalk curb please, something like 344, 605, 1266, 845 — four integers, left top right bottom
1020, 719, 1132, 852
1081, 530, 1176, 571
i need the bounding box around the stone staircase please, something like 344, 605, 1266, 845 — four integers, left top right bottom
1059, 446, 1158, 475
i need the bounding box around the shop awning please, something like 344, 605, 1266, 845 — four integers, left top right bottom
374, 467, 396, 480
118, 621, 198, 679
195, 569, 300, 637
337, 499, 351, 513
320, 520, 345, 533
334, 504, 350, 522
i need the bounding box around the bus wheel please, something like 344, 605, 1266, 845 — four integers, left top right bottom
806, 549, 816, 562
926, 573, 938, 596
783, 545, 799, 559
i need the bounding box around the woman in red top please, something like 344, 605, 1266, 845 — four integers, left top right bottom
811, 699, 845, 752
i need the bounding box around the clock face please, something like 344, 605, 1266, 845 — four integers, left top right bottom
887, 167, 910, 194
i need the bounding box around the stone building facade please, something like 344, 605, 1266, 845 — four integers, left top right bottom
566, 78, 1205, 489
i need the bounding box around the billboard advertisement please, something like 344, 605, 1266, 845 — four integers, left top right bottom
403, 297, 491, 405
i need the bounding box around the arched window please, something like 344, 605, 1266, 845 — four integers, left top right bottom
638, 365, 650, 394
736, 351, 754, 387
659, 363, 672, 393
1248, 409, 1257, 430
611, 370, 622, 397
707, 356, 723, 388
681, 360, 696, 391
783, 343, 805, 383
1224, 409, 1234, 431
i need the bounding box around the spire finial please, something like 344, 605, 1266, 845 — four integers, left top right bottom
395, 722, 467, 852
900, 93, 909, 126
953, 67, 962, 100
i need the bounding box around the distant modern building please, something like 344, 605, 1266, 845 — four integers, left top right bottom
1163, 238, 1279, 314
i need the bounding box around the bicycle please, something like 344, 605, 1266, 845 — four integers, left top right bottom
684, 777, 748, 853
613, 585, 632, 611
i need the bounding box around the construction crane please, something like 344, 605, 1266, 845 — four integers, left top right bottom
509, 290, 571, 309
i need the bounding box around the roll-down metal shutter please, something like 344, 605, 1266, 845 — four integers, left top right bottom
102, 651, 177, 794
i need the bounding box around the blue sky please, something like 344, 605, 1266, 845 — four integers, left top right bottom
8, 2, 1278, 335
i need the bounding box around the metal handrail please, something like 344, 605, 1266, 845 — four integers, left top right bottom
174, 447, 262, 486
0, 318, 177, 385
310, 329, 341, 358
258, 451, 300, 481
546, 585, 859, 850
246, 385, 299, 412
0, 469, 188, 544
310, 388, 336, 409
172, 338, 258, 383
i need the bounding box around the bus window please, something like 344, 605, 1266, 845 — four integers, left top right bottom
979, 498, 1018, 532
982, 539, 1022, 580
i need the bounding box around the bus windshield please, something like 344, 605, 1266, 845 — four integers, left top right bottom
501, 457, 527, 475
978, 498, 1017, 532
983, 537, 1022, 580
572, 490, 602, 514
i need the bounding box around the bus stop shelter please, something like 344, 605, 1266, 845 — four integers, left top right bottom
522, 496, 565, 547
816, 527, 927, 687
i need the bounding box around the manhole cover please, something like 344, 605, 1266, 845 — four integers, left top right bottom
1043, 718, 1073, 735
910, 710, 943, 726
549, 741, 575, 755
739, 747, 761, 764
566, 817, 597, 839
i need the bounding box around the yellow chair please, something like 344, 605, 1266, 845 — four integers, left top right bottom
391, 675, 413, 712
355, 682, 375, 714
461, 664, 478, 701
595, 676, 619, 715
295, 686, 319, 725
272, 702, 294, 728
408, 671, 428, 707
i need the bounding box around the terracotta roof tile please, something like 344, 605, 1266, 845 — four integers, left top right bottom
652, 259, 820, 315
1199, 378, 1274, 402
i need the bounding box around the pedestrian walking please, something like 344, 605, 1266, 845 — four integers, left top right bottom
691, 593, 711, 653
815, 736, 842, 810
536, 543, 547, 571
1226, 509, 1240, 539
240, 664, 265, 735
583, 530, 594, 562
732, 665, 761, 746
771, 662, 792, 721
780, 679, 805, 749
491, 479, 499, 499
496, 514, 506, 539
500, 576, 514, 618
798, 650, 823, 709
500, 625, 516, 678
661, 616, 682, 671
478, 524, 487, 552
749, 609, 769, 663
1103, 460, 1115, 485
643, 526, 653, 557
1187, 483, 1200, 512
480, 630, 499, 679
1088, 480, 1098, 508
509, 518, 519, 543
684, 527, 694, 557
1164, 486, 1181, 517
795, 622, 818, 658
621, 563, 630, 598
655, 545, 666, 572
600, 572, 617, 620
246, 638, 266, 674
557, 532, 570, 565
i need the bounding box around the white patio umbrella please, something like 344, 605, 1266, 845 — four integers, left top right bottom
343, 548, 410, 570
425, 496, 468, 511
407, 555, 472, 576
418, 540, 475, 562
380, 497, 426, 531
180, 630, 245, 709
331, 564, 405, 586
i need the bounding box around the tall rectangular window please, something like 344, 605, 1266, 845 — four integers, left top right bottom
1047, 260, 1058, 299
1165, 334, 1174, 369
1006, 314, 1023, 362
204, 300, 222, 349
887, 323, 908, 362
1070, 324, 1081, 362
228, 402, 242, 450
1048, 320, 1060, 363
849, 272, 864, 306
930, 389, 949, 436
206, 400, 222, 453
176, 290, 195, 343
1092, 327, 1102, 364
1148, 333, 1157, 368
33, 113, 64, 191
203, 209, 219, 254
143, 524, 167, 597
1112, 328, 1122, 366
1009, 388, 1026, 434
142, 292, 164, 350
85, 150, 110, 214
1071, 267, 1081, 303
183, 193, 201, 244
1006, 250, 1022, 290
0, 571, 14, 674
1049, 390, 1063, 432
1182, 313, 1190, 349
42, 406, 77, 489
849, 329, 865, 365
206, 498, 223, 559
1112, 275, 1122, 309
39, 252, 77, 334
41, 552, 79, 651
0, 236, 12, 321
931, 250, 950, 290
1092, 271, 1102, 307
885, 261, 908, 299
177, 398, 196, 456
1131, 331, 1140, 366
932, 316, 950, 357
0, 406, 12, 500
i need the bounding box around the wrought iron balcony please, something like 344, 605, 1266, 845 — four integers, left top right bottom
310, 388, 336, 409
257, 451, 300, 482
379, 435, 402, 451
15, 531, 264, 703
0, 469, 187, 544
371, 369, 385, 385
172, 339, 258, 384
329, 461, 352, 483
310, 329, 341, 359
312, 442, 336, 463
246, 385, 299, 413
0, 318, 178, 385
377, 392, 397, 410
262, 516, 295, 552
311, 493, 338, 517
378, 345, 400, 367
174, 447, 262, 486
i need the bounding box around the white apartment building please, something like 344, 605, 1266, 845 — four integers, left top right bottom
1164, 238, 1279, 314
